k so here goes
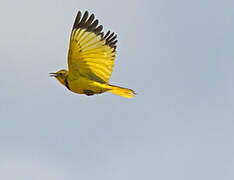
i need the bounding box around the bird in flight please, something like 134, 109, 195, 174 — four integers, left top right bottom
50, 11, 136, 98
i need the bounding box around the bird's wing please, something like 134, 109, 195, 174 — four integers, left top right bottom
68, 11, 117, 83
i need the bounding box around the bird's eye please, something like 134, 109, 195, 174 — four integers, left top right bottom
59, 73, 63, 75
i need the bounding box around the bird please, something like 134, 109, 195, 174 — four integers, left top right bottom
50, 11, 136, 98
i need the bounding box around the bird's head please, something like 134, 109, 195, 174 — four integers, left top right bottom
50, 69, 68, 86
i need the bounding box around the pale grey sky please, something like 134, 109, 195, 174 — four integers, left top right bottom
1, 0, 234, 179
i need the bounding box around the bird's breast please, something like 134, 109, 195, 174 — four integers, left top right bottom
68, 77, 108, 95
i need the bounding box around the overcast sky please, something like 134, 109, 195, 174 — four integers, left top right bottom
1, 0, 234, 179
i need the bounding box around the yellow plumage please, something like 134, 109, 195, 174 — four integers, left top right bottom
50, 11, 136, 98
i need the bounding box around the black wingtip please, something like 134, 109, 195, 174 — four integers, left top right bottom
72, 11, 118, 52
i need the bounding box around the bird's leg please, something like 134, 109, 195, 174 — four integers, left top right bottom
83, 89, 95, 96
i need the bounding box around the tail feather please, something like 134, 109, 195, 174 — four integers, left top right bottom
108, 84, 136, 98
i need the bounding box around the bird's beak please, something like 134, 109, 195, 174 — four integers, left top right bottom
49, 72, 57, 77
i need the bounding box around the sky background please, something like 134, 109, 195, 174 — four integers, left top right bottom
0, 0, 234, 179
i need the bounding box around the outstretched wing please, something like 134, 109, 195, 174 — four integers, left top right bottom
68, 11, 117, 83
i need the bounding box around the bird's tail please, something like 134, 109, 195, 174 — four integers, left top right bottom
108, 84, 136, 98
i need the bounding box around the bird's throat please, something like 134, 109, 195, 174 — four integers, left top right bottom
64, 77, 70, 90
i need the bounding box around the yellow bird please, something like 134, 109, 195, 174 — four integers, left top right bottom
50, 11, 136, 98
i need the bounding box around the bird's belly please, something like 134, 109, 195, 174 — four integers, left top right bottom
69, 78, 108, 95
